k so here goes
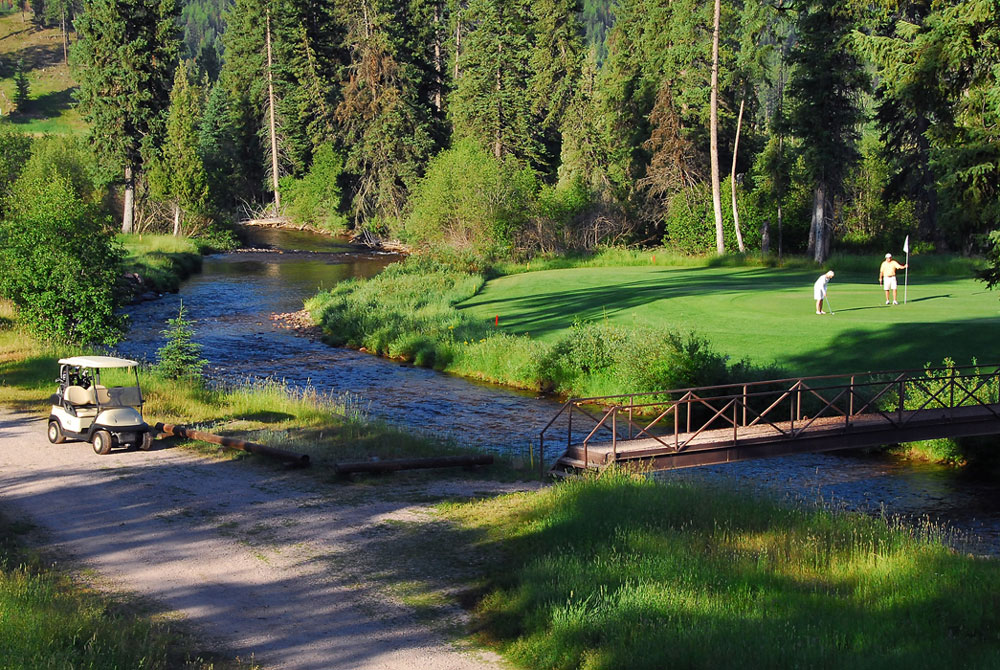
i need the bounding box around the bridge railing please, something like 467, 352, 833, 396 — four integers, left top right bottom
539, 363, 1000, 474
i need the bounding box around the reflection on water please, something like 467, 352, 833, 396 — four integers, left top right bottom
117, 227, 1000, 556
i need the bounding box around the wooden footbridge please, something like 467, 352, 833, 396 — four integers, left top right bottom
540, 364, 1000, 476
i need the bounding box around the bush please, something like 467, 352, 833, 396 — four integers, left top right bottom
18, 135, 103, 204
0, 173, 126, 344
279, 145, 349, 233
0, 128, 32, 210
664, 182, 765, 255
404, 139, 538, 256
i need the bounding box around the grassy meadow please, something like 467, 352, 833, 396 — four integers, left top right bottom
461, 257, 998, 377
429, 472, 1000, 670
0, 9, 83, 134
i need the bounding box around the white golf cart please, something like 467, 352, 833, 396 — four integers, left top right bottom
47, 355, 153, 455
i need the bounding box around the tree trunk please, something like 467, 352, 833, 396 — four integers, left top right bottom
61, 8, 68, 64
495, 38, 502, 159
433, 2, 442, 113
122, 164, 135, 234
709, 0, 724, 255
265, 9, 280, 213
811, 182, 827, 263
730, 95, 745, 253
761, 219, 770, 254
172, 203, 181, 236
454, 20, 461, 81
777, 201, 783, 261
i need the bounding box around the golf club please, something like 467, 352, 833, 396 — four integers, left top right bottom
824, 295, 835, 315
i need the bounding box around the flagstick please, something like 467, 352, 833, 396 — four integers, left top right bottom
904, 248, 909, 304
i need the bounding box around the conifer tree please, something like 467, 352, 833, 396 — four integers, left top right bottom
73, 0, 180, 233
335, 0, 441, 226
529, 0, 585, 176
150, 61, 210, 235
785, 0, 865, 262
450, 0, 539, 166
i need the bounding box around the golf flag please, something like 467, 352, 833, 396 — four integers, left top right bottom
903, 235, 910, 304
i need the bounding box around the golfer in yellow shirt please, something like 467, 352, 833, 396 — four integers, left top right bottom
878, 253, 907, 305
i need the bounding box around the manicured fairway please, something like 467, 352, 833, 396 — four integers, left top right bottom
459, 265, 1000, 376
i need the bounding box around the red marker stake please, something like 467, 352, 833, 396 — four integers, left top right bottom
495, 315, 499, 327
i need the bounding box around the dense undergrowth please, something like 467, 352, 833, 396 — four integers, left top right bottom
441, 471, 1000, 670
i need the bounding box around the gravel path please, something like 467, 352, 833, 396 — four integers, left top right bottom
0, 408, 520, 670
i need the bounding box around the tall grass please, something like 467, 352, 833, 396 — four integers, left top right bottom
443, 471, 1000, 670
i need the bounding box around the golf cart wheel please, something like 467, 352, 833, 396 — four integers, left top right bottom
92, 430, 113, 455
139, 431, 154, 451
47, 420, 66, 444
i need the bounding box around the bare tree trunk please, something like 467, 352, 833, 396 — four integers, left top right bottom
495, 38, 502, 159
777, 202, 783, 260
172, 203, 181, 236
709, 0, 724, 255
433, 2, 442, 113
266, 9, 280, 213
761, 220, 770, 254
61, 8, 68, 64
454, 20, 461, 81
730, 95, 745, 253
811, 183, 827, 263
122, 165, 135, 234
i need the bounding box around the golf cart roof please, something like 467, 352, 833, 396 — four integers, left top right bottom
58, 355, 139, 368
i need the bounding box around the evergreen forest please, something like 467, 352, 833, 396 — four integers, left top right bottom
4, 0, 1000, 263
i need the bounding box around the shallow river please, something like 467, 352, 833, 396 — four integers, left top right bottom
117, 227, 1000, 556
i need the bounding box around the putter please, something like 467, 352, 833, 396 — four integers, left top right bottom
824, 296, 835, 315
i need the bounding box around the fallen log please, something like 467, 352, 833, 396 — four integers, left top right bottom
334, 454, 493, 475
154, 423, 310, 466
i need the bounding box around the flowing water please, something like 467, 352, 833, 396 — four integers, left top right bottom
117, 227, 1000, 556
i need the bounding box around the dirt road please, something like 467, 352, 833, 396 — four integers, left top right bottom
0, 409, 517, 670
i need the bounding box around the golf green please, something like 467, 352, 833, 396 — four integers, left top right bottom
459, 265, 1000, 376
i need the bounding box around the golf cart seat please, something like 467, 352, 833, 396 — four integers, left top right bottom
63, 386, 99, 418
64, 385, 95, 405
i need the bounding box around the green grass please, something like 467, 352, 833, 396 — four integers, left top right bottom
460, 262, 999, 377
432, 472, 1000, 670
0, 10, 84, 134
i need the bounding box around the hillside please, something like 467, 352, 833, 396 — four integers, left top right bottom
0, 8, 83, 133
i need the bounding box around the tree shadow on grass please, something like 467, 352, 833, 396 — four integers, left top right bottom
460, 267, 820, 337
9, 87, 75, 121
784, 317, 1000, 376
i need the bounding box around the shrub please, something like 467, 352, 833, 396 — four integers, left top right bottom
0, 128, 32, 210
279, 145, 349, 233
0, 173, 125, 344
405, 139, 538, 256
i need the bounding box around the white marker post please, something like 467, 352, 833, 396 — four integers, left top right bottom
903, 235, 910, 304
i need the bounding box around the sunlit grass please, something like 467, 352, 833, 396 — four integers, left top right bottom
440, 471, 1000, 670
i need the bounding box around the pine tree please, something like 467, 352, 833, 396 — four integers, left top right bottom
785, 0, 865, 262
150, 61, 210, 235
529, 0, 584, 176
334, 0, 441, 226
72, 0, 180, 233
13, 58, 30, 109
450, 0, 539, 166
220, 0, 343, 209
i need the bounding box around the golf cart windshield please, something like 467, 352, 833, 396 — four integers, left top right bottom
57, 356, 144, 411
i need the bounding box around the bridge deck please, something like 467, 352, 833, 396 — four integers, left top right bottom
555, 403, 1000, 473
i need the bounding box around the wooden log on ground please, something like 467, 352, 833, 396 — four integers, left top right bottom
334, 454, 493, 475
154, 422, 310, 466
